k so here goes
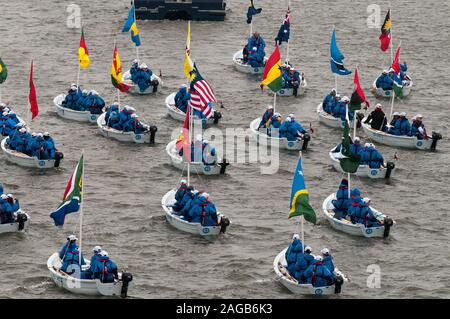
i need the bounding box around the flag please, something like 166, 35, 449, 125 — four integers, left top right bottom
288, 157, 316, 224
189, 64, 216, 109
391, 46, 401, 74
183, 22, 194, 79
189, 90, 213, 119
260, 45, 283, 92
330, 29, 352, 76
349, 69, 369, 112
339, 120, 360, 173
275, 8, 291, 45
50, 155, 84, 227
78, 27, 90, 69
247, 0, 262, 24
176, 105, 191, 161
122, 4, 141, 47
379, 9, 391, 52
392, 72, 404, 98
29, 61, 39, 120
0, 57, 7, 84
111, 45, 130, 92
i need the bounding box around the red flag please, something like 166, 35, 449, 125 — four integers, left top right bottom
29, 60, 39, 120
391, 46, 401, 74
349, 69, 369, 110
379, 9, 391, 52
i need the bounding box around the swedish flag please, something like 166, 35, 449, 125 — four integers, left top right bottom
122, 4, 141, 47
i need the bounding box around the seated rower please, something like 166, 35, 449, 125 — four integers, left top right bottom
247, 32, 266, 67
331, 179, 351, 219
179, 190, 200, 221
85, 246, 103, 280
258, 105, 274, 129
132, 63, 153, 93
174, 84, 190, 113
85, 90, 105, 115
175, 180, 188, 203
409, 114, 427, 140
321, 248, 335, 274
76, 90, 89, 111
280, 114, 307, 141
302, 256, 334, 287
92, 251, 118, 283
7, 111, 20, 124
129, 59, 139, 78
105, 103, 119, 124
375, 70, 394, 91
287, 68, 302, 96
322, 89, 337, 114
172, 186, 194, 213
43, 132, 56, 160
285, 234, 303, 277
360, 198, 383, 228
1, 111, 18, 136
113, 106, 135, 131
0, 193, 19, 224
59, 235, 86, 275
125, 114, 148, 134
360, 143, 385, 169
331, 96, 349, 121
268, 112, 282, 137
188, 192, 218, 226
387, 112, 410, 136
62, 84, 82, 110
294, 245, 315, 282
202, 139, 217, 165
364, 103, 387, 131
400, 61, 408, 80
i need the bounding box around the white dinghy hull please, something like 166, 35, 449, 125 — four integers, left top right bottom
249, 118, 310, 151
165, 93, 221, 125
322, 193, 395, 238
162, 190, 228, 236
47, 253, 132, 297
96, 113, 155, 144
273, 248, 346, 295
165, 140, 225, 175
122, 70, 163, 95
232, 50, 267, 74
361, 119, 441, 151
54, 94, 101, 123
1, 138, 62, 169
371, 78, 413, 98
0, 212, 30, 234
329, 148, 395, 179
317, 103, 359, 129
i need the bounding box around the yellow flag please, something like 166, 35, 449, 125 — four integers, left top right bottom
183, 21, 194, 79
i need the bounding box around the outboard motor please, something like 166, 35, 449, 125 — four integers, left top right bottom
149, 126, 158, 145
334, 275, 344, 294
301, 133, 311, 151
54, 152, 64, 168
16, 212, 28, 231
356, 112, 365, 128
383, 217, 394, 238
431, 132, 442, 151
120, 272, 133, 298
219, 158, 230, 174
151, 79, 159, 93
384, 162, 395, 179
219, 217, 230, 234
292, 81, 300, 97
213, 111, 222, 124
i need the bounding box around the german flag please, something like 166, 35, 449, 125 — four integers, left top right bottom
111, 45, 130, 92
78, 27, 90, 69
260, 45, 282, 92
379, 9, 391, 52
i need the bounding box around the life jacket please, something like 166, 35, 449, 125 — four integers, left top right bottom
312, 262, 324, 286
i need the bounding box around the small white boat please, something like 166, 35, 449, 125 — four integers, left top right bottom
322, 193, 395, 238
371, 77, 413, 98
232, 50, 267, 74
47, 252, 133, 297
1, 138, 63, 169
277, 79, 307, 97
249, 118, 310, 151
329, 147, 395, 179
161, 189, 230, 236
122, 70, 163, 95
165, 92, 222, 124
0, 211, 30, 234
96, 113, 157, 144
273, 248, 347, 295
166, 140, 227, 175
53, 94, 101, 123
316, 103, 361, 129
361, 119, 442, 151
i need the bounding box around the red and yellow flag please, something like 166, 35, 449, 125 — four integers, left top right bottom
78, 27, 90, 69
260, 45, 283, 92
111, 45, 129, 92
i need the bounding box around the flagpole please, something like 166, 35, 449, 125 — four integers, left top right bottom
335, 74, 338, 92
76, 65, 81, 90
346, 104, 351, 199
273, 92, 277, 113
301, 215, 305, 252
78, 151, 85, 267
133, 0, 140, 63
389, 6, 394, 65
187, 103, 192, 186
286, 0, 291, 63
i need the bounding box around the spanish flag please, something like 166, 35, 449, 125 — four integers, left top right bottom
0, 57, 7, 84
122, 4, 141, 47
183, 22, 194, 79
111, 45, 130, 92
379, 9, 391, 52
78, 27, 90, 69
288, 156, 316, 224
260, 45, 282, 92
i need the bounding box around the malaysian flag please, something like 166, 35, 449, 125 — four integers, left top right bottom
188, 64, 216, 118
189, 90, 213, 118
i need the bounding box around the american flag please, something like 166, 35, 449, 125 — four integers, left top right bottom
189, 90, 213, 118
188, 64, 216, 118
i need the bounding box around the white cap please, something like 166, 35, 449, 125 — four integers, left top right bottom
93, 245, 102, 253
342, 96, 350, 102
6, 194, 13, 198
19, 128, 26, 133
375, 103, 382, 109
364, 142, 371, 147
131, 113, 137, 118
9, 111, 15, 115
267, 105, 273, 110
273, 112, 281, 117
124, 105, 131, 110
193, 190, 199, 195
288, 114, 295, 119
4, 107, 10, 112
128, 107, 136, 113
37, 133, 43, 137
201, 192, 210, 199
0, 102, 6, 107
321, 248, 330, 255
100, 250, 108, 257
43, 132, 50, 136
203, 139, 209, 144
70, 84, 78, 90
180, 179, 187, 184
133, 58, 139, 64
382, 70, 388, 74
335, 94, 341, 98
67, 235, 77, 241
305, 246, 312, 252
290, 67, 295, 71
2, 112, 7, 116
400, 112, 406, 116
389, 68, 395, 73
415, 114, 423, 118
82, 89, 88, 94
31, 132, 37, 137
140, 63, 148, 69
181, 84, 187, 88
292, 234, 300, 240
362, 197, 371, 204
285, 116, 291, 122
0, 194, 7, 200
354, 137, 360, 143
393, 112, 400, 116
315, 256, 323, 261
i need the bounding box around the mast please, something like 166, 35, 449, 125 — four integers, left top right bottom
78, 151, 85, 266
285, 0, 292, 63
346, 104, 351, 199
133, 0, 140, 63
273, 91, 277, 114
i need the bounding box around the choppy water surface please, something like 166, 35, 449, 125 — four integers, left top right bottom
0, 0, 449, 298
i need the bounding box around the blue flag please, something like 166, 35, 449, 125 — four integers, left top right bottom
50, 199, 81, 227
247, 0, 262, 24
330, 29, 351, 76
122, 5, 141, 47
275, 9, 291, 45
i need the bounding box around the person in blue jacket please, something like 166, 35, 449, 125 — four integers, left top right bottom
175, 180, 188, 203
302, 256, 334, 287
283, 115, 306, 141
294, 246, 315, 282
360, 198, 382, 227
388, 112, 411, 136
124, 114, 147, 133
76, 90, 89, 111
30, 133, 45, 159
132, 63, 153, 93
279, 116, 291, 139
84, 90, 105, 115
91, 250, 118, 283
62, 84, 82, 110
285, 234, 303, 277
281, 64, 292, 88
0, 194, 15, 224
202, 139, 217, 165
350, 188, 362, 205
321, 248, 335, 274
59, 235, 86, 275
247, 32, 266, 67
7, 111, 20, 124
400, 62, 408, 80
409, 114, 426, 140
174, 84, 191, 113
258, 105, 274, 129
42, 132, 56, 159
105, 103, 119, 124
365, 143, 385, 169
173, 186, 194, 213
322, 89, 337, 113
179, 190, 200, 220
332, 179, 351, 219
268, 113, 282, 137
113, 106, 134, 131
1, 111, 18, 136
188, 193, 217, 225
130, 59, 139, 78
376, 70, 394, 91
84, 246, 103, 280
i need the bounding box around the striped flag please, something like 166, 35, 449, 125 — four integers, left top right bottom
111, 45, 130, 92
189, 90, 213, 118
78, 27, 90, 69
189, 65, 216, 117
122, 4, 141, 47
260, 45, 283, 92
